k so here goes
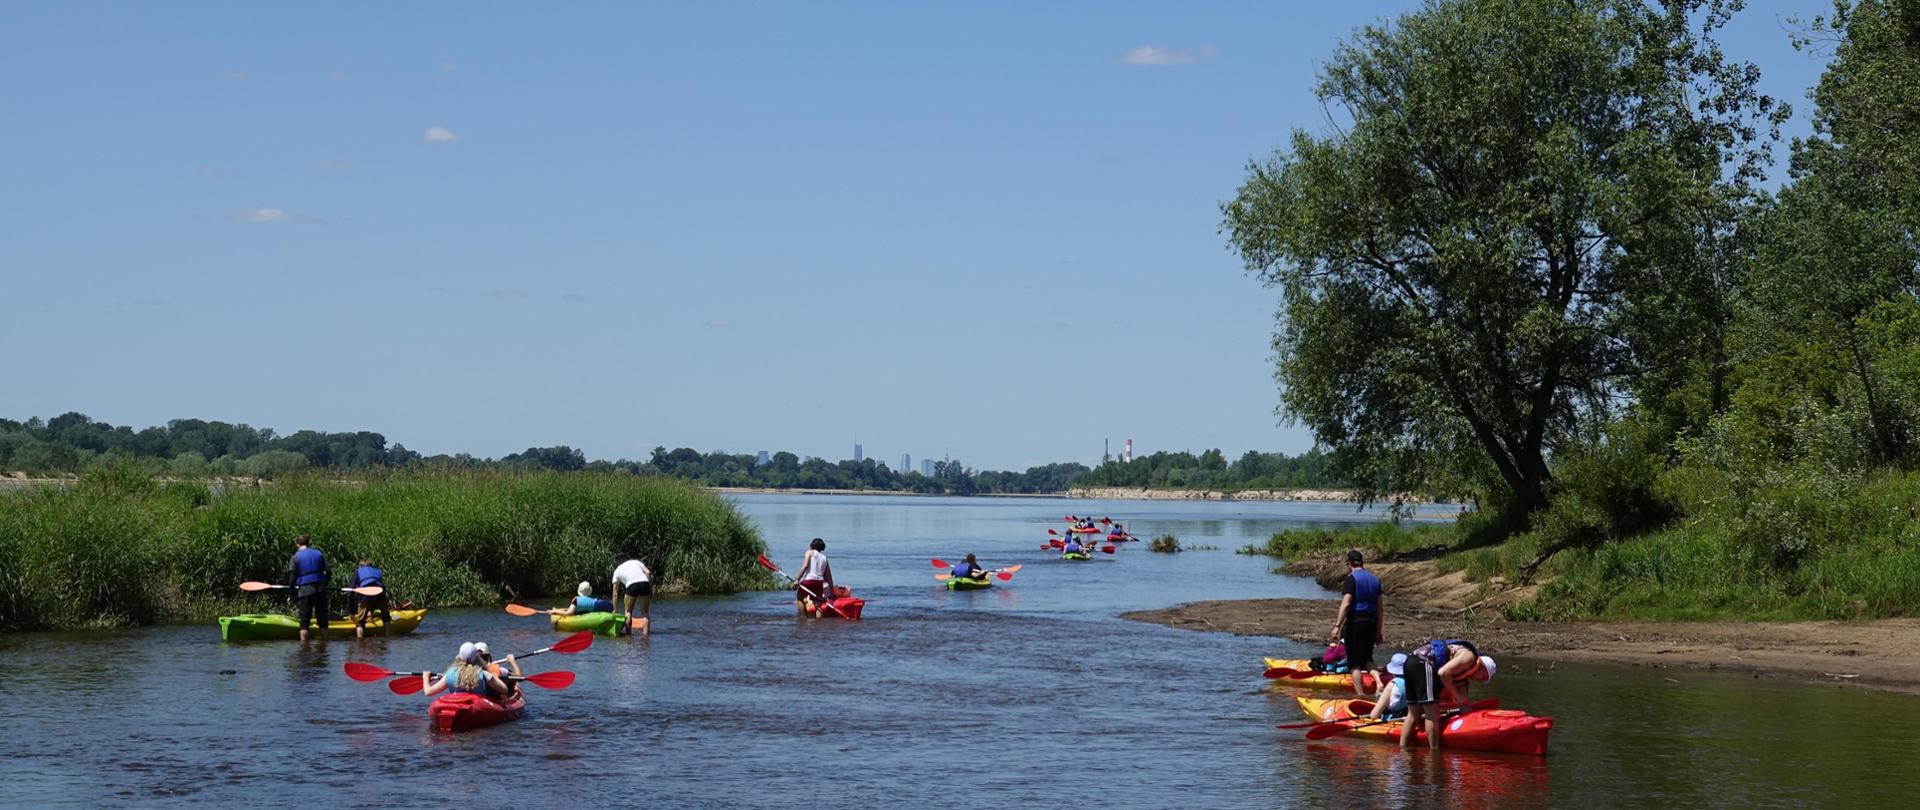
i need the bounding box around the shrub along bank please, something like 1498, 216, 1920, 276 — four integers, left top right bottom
0, 467, 776, 631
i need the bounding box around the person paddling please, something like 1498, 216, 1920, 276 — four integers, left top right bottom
423, 642, 514, 700
351, 558, 391, 639
950, 553, 988, 582
611, 554, 652, 637
284, 534, 331, 643
793, 538, 835, 616
1399, 639, 1497, 749
548, 582, 613, 617
475, 642, 523, 701
1062, 536, 1085, 555
1330, 549, 1385, 696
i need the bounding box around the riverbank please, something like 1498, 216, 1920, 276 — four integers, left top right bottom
1067, 485, 1391, 503
1125, 595, 1920, 695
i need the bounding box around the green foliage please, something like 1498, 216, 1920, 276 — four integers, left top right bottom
0, 471, 775, 631
1147, 534, 1182, 553
1243, 521, 1460, 561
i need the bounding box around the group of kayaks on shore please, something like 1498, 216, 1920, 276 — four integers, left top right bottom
1259, 549, 1553, 756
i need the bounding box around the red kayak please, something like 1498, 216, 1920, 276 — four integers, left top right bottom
805, 586, 866, 620
429, 692, 527, 732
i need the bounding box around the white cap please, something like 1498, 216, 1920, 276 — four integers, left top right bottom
457, 642, 478, 663
1386, 652, 1407, 676
1478, 655, 1497, 680
473, 642, 490, 656
577, 581, 592, 597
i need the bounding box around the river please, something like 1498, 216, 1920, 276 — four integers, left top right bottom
0, 494, 1914, 807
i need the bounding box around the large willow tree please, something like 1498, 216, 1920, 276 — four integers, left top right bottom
1224, 0, 1783, 515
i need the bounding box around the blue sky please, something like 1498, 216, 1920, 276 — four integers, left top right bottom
0, 1, 1826, 469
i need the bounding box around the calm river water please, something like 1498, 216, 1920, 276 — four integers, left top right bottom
1, 494, 1915, 807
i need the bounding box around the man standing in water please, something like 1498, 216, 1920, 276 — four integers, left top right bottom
285, 534, 331, 643
611, 553, 652, 637
1329, 549, 1384, 696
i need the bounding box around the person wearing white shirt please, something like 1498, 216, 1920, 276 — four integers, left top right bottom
611, 555, 652, 637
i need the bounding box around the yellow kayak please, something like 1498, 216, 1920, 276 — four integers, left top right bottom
1263, 657, 1379, 692
220, 608, 428, 641
1295, 696, 1553, 755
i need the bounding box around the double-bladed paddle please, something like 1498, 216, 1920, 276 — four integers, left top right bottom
240, 581, 385, 597
502, 602, 646, 628
755, 554, 853, 619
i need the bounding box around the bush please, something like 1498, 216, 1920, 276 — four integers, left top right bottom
1148, 534, 1181, 553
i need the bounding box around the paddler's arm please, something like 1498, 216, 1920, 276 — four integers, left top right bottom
1330, 593, 1353, 642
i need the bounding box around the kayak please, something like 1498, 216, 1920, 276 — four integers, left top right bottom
550, 611, 627, 637
1068, 526, 1101, 533
219, 609, 428, 641
944, 576, 993, 590
1062, 551, 1091, 561
1295, 696, 1553, 756
806, 595, 866, 619
429, 691, 527, 732
1106, 533, 1134, 542
1263, 657, 1380, 692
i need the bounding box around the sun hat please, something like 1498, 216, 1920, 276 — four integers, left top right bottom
457, 642, 478, 663
1478, 656, 1497, 680
474, 642, 490, 657
577, 581, 592, 597
1386, 653, 1407, 676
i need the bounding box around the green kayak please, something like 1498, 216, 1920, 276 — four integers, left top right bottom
550, 611, 627, 637
219, 609, 428, 641
945, 576, 993, 590
1062, 551, 1091, 561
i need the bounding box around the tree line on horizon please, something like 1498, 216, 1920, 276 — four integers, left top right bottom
0, 412, 1342, 494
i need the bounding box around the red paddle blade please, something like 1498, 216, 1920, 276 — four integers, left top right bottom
344, 661, 394, 682
504, 603, 541, 617
931, 558, 949, 569
1101, 517, 1111, 524
1287, 669, 1325, 680
1306, 720, 1369, 740
521, 671, 576, 689
548, 630, 594, 654
1101, 546, 1117, 554
1047, 529, 1059, 535
996, 571, 1013, 581
1262, 667, 1300, 679
387, 675, 425, 695
237, 581, 280, 592
755, 554, 778, 571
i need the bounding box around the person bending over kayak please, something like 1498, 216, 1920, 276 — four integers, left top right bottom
1330, 549, 1384, 696
793, 538, 835, 616
475, 642, 523, 701
284, 534, 331, 644
950, 554, 989, 581
423, 642, 515, 700
1366, 653, 1409, 721
1399, 639, 1497, 750
351, 557, 391, 639
548, 582, 613, 617
611, 554, 652, 637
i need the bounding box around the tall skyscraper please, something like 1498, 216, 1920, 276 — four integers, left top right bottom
901, 453, 910, 473
756, 450, 770, 467
853, 443, 864, 462
921, 459, 935, 476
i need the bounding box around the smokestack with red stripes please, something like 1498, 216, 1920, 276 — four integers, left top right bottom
1124, 438, 1132, 463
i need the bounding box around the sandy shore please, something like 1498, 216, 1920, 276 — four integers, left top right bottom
1124, 597, 1920, 695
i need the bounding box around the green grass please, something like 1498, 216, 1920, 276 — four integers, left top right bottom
0, 468, 777, 631
1238, 521, 1461, 560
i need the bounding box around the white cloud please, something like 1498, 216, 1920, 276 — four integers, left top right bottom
423, 126, 459, 143
1119, 45, 1216, 66
232, 208, 291, 223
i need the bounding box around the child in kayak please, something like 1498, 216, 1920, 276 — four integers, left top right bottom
1366, 653, 1409, 721
950, 554, 989, 582
794, 538, 835, 616
423, 642, 515, 700
475, 642, 523, 701
547, 582, 613, 617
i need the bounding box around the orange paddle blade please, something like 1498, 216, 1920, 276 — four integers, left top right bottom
238, 581, 283, 592
504, 603, 542, 617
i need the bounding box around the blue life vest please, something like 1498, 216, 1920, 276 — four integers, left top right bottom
1350, 569, 1381, 615
574, 596, 612, 613
291, 547, 328, 586
354, 565, 383, 588
1064, 541, 1083, 553
443, 665, 491, 695
1425, 639, 1482, 679
953, 563, 977, 578
1383, 676, 1408, 714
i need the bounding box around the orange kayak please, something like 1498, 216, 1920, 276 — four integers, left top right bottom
1263, 658, 1380, 692
1296, 696, 1553, 756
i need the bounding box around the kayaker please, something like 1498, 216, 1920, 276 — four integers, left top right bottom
475, 642, 523, 701
1110, 523, 1131, 540
1399, 639, 1497, 749
1329, 549, 1384, 696
423, 642, 514, 700
951, 553, 988, 581
793, 538, 835, 616
610, 554, 652, 637
1365, 653, 1409, 721
284, 534, 331, 643
548, 582, 613, 617
1062, 536, 1085, 555
351, 557, 391, 639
